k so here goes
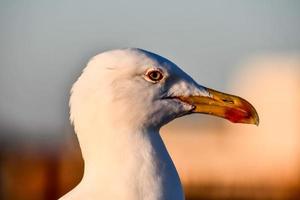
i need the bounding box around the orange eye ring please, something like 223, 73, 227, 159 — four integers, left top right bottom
145, 68, 164, 83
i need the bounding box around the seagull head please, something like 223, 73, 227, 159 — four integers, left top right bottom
70, 48, 259, 133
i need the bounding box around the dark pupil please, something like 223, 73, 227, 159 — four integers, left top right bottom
150, 71, 160, 80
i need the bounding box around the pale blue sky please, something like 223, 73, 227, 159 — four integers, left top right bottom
0, 0, 299, 133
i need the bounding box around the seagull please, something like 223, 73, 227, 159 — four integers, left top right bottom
60, 48, 259, 200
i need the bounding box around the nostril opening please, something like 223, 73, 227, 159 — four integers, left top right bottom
222, 99, 234, 104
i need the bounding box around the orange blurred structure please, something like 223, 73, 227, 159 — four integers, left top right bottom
162, 55, 300, 199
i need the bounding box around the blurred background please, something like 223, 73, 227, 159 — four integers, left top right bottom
0, 0, 300, 199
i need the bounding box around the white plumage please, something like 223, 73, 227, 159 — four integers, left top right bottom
60, 48, 258, 200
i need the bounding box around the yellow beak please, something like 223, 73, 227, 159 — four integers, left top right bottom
178, 88, 259, 125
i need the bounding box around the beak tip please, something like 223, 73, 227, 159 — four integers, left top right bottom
254, 115, 260, 126
252, 107, 260, 126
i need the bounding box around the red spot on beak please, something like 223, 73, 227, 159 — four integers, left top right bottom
225, 108, 250, 123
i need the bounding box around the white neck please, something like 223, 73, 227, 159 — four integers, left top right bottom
62, 124, 184, 200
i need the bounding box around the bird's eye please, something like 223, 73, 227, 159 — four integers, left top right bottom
144, 69, 164, 83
